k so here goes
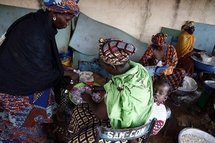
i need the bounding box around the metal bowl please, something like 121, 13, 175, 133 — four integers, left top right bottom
204, 80, 215, 91
178, 128, 215, 143
177, 76, 198, 93
191, 55, 215, 73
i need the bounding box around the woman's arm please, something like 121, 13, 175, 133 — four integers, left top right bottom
160, 45, 178, 75
166, 45, 178, 67
139, 46, 154, 66
63, 67, 79, 84
81, 92, 108, 120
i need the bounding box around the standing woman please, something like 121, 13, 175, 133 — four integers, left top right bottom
175, 21, 195, 75
0, 0, 79, 142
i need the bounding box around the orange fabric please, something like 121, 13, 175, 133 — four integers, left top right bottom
139, 45, 185, 90
162, 66, 174, 75
139, 45, 178, 70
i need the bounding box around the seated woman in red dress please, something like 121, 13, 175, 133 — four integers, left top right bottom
139, 33, 185, 91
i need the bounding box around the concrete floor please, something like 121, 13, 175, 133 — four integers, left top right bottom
51, 73, 215, 143
148, 94, 215, 143
50, 93, 214, 143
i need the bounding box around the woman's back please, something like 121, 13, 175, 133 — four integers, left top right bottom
104, 61, 154, 129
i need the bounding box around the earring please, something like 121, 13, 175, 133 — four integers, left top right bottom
53, 16, 56, 21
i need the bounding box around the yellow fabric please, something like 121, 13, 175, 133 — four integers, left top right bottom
176, 31, 195, 58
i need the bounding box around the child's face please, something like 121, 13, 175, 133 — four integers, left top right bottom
154, 84, 170, 103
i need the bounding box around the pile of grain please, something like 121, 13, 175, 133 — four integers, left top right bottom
180, 134, 208, 143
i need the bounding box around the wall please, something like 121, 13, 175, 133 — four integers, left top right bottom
0, 3, 71, 52
78, 0, 215, 43
0, 0, 215, 44
0, 0, 40, 9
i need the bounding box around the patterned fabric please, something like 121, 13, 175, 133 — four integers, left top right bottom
104, 61, 153, 129
67, 103, 166, 142
0, 89, 57, 143
146, 103, 167, 136
151, 33, 167, 47
68, 104, 147, 143
68, 104, 110, 142
43, 0, 79, 16
181, 21, 194, 31
99, 38, 135, 66
140, 45, 178, 68
154, 68, 185, 91
139, 44, 185, 90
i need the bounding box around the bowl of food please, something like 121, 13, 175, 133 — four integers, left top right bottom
177, 76, 198, 94
200, 53, 213, 63
178, 128, 215, 143
68, 82, 103, 105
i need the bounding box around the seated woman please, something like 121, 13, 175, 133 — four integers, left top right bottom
175, 21, 195, 75
67, 38, 156, 143
139, 33, 185, 91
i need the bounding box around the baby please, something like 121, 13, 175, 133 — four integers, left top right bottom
153, 79, 171, 119
153, 79, 171, 104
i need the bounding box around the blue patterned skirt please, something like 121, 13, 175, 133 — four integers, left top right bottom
0, 89, 57, 143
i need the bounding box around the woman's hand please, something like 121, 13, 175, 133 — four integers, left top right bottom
155, 66, 168, 76
91, 86, 105, 92
81, 92, 92, 103
64, 68, 79, 84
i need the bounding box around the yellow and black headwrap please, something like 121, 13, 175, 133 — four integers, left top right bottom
181, 21, 195, 31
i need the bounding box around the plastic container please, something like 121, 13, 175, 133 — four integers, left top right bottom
59, 50, 73, 67
191, 55, 215, 73
178, 128, 215, 143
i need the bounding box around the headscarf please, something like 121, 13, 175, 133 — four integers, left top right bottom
151, 33, 167, 48
43, 0, 79, 16
99, 38, 135, 66
181, 21, 194, 31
